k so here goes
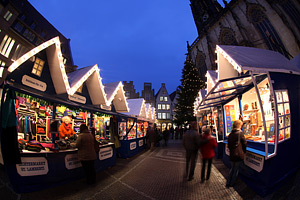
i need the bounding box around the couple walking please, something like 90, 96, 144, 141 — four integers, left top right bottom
183, 121, 217, 182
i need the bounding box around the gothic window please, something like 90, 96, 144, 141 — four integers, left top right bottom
279, 0, 300, 32
247, 4, 290, 58
195, 51, 207, 79
219, 28, 237, 45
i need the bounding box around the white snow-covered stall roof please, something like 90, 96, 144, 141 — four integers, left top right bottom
145, 103, 150, 119
151, 107, 156, 121
122, 98, 146, 118
291, 54, 300, 69
206, 70, 218, 93
67, 65, 107, 105
8, 37, 72, 94
104, 82, 129, 112
216, 45, 300, 80
194, 89, 208, 115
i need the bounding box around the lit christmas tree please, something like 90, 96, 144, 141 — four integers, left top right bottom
174, 53, 205, 126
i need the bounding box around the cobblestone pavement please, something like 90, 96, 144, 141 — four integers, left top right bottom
1, 140, 300, 200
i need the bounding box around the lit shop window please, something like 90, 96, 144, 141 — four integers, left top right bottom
166, 104, 170, 110
4, 10, 13, 21
0, 35, 15, 58
32, 57, 45, 77
162, 104, 166, 110
160, 96, 163, 101
0, 60, 5, 78
166, 113, 170, 119
276, 90, 291, 141
164, 97, 168, 101
158, 104, 161, 110
158, 113, 161, 119
162, 113, 166, 119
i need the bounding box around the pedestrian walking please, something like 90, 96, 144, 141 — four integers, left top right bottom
175, 127, 179, 139
226, 120, 247, 188
200, 127, 217, 183
170, 126, 175, 140
163, 128, 170, 147
183, 121, 207, 181
148, 126, 157, 151
76, 124, 97, 185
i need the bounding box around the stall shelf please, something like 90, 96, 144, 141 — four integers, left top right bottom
196, 45, 300, 197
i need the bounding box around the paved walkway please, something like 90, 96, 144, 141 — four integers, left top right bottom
1, 140, 300, 200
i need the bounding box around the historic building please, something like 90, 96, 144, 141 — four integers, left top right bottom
0, 0, 76, 84
155, 83, 172, 130
122, 81, 139, 99
189, 0, 300, 81
141, 82, 155, 106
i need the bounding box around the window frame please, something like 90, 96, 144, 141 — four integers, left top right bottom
275, 90, 291, 142
32, 57, 45, 77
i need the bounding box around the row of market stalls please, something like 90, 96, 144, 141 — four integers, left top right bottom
0, 37, 156, 193
194, 45, 300, 197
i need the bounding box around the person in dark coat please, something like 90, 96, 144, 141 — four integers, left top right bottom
183, 121, 207, 181
200, 127, 217, 183
76, 124, 97, 185
226, 120, 247, 187
162, 128, 170, 147
148, 126, 157, 151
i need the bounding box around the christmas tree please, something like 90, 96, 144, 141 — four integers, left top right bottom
174, 54, 205, 126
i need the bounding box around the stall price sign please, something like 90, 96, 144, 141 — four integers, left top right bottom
139, 139, 143, 147
65, 154, 82, 170
244, 152, 264, 172
16, 157, 49, 176
99, 146, 113, 160
130, 142, 137, 150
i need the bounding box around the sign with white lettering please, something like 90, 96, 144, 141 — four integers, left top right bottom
16, 157, 48, 176
68, 94, 86, 104
100, 104, 112, 111
244, 152, 264, 172
139, 139, 143, 147
130, 142, 136, 150
99, 146, 113, 160
65, 154, 81, 169
22, 75, 47, 92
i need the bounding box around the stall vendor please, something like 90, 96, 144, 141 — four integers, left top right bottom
59, 116, 75, 139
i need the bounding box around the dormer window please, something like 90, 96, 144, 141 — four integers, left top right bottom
32, 57, 44, 77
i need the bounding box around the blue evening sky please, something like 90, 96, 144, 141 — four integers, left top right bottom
28, 0, 226, 94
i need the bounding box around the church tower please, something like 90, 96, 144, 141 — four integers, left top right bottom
190, 0, 223, 35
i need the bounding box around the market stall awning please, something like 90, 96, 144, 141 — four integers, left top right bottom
216, 45, 300, 79
104, 82, 129, 112
121, 98, 146, 118
68, 65, 107, 105
197, 74, 267, 110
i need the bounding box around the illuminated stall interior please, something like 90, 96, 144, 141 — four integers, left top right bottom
197, 45, 299, 158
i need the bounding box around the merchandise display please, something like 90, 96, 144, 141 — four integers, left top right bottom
15, 92, 115, 153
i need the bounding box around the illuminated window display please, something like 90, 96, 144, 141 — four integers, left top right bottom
275, 90, 290, 141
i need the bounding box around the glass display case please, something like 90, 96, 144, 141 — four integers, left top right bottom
137, 122, 144, 138
127, 118, 136, 139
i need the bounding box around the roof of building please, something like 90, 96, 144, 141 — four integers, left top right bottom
169, 91, 177, 101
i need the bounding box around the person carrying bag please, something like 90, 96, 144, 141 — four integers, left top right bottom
226, 120, 247, 187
